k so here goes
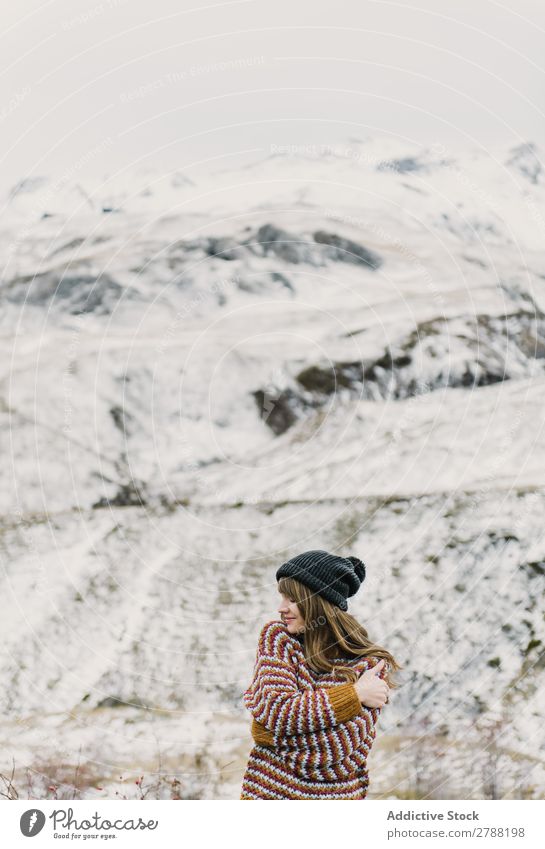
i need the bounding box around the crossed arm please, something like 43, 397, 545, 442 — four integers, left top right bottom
244, 645, 363, 745
243, 622, 381, 761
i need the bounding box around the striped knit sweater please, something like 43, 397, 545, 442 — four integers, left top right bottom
240, 619, 386, 800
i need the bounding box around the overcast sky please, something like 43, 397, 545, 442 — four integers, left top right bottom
0, 0, 544, 189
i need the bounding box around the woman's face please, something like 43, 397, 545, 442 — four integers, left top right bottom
278, 589, 305, 634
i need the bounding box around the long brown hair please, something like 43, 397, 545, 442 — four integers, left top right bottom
278, 576, 401, 688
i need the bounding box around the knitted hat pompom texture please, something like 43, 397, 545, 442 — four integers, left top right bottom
276, 549, 366, 611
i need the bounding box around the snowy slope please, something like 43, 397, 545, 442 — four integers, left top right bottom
1, 137, 544, 799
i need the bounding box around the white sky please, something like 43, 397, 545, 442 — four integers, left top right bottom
0, 0, 544, 189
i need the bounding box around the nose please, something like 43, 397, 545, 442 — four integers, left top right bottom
278, 600, 289, 614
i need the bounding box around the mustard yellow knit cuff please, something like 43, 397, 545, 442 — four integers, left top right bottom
251, 717, 275, 747
327, 683, 362, 723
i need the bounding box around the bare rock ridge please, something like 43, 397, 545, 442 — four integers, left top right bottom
4, 271, 127, 315
254, 309, 545, 434
1, 222, 381, 316
169, 223, 383, 268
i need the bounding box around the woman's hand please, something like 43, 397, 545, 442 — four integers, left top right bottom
354, 658, 390, 708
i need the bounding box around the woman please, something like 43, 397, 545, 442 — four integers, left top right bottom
240, 549, 401, 800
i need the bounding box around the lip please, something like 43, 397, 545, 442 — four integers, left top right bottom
283, 617, 295, 622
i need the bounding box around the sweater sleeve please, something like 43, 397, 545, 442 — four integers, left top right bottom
243, 621, 362, 745
277, 707, 379, 778
251, 705, 381, 782
252, 707, 379, 758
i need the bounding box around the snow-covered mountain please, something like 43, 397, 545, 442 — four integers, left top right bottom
1, 137, 544, 800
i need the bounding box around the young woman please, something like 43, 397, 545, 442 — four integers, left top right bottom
240, 549, 401, 800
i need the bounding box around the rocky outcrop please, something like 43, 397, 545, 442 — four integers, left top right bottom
312, 230, 382, 268
252, 387, 308, 435
166, 223, 382, 270
4, 271, 126, 315
292, 311, 545, 405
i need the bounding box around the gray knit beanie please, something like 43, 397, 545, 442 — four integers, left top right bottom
276, 549, 366, 611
